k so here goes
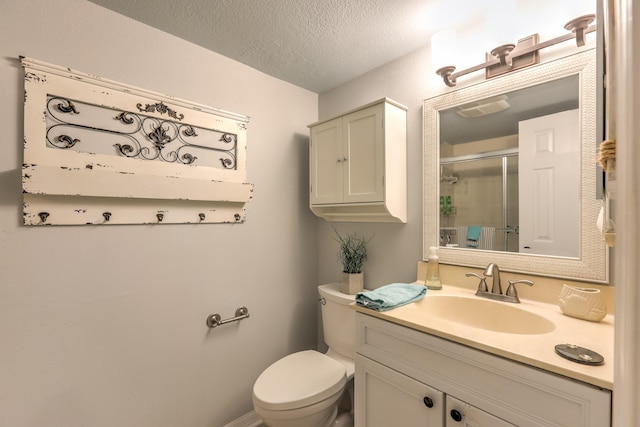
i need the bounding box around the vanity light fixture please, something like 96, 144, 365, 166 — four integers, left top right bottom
435, 14, 595, 87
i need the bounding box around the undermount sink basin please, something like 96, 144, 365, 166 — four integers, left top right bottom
421, 294, 556, 335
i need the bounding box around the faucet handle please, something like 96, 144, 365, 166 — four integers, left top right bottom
505, 279, 534, 301
465, 272, 488, 293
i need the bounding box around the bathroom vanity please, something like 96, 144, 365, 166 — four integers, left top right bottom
353, 285, 613, 427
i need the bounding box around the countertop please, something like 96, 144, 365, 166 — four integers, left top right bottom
353, 283, 614, 390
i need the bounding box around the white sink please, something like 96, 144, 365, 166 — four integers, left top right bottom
420, 294, 556, 335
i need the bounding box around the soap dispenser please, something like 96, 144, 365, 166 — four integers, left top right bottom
425, 246, 442, 290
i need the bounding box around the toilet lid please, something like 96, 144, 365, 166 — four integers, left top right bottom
253, 350, 347, 411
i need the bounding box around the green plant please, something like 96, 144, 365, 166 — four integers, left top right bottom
333, 228, 373, 274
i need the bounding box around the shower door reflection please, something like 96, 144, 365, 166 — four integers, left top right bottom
440, 150, 519, 252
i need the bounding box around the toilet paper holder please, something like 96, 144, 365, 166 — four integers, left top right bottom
206, 306, 250, 328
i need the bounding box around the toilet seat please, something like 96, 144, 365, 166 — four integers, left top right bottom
253, 350, 347, 411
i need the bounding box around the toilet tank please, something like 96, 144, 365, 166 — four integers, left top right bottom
318, 283, 357, 358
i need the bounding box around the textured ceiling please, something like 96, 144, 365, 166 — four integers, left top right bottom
87, 0, 486, 93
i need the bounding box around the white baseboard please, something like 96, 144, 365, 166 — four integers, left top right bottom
223, 410, 264, 427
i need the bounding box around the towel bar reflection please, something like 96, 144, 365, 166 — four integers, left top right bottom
206, 306, 250, 328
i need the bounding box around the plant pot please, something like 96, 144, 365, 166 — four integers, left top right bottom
341, 272, 364, 295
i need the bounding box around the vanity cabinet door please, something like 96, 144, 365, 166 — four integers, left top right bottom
445, 396, 515, 427
355, 354, 445, 427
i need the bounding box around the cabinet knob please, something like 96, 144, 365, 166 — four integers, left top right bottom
423, 396, 434, 408
337, 158, 342, 163
450, 409, 463, 422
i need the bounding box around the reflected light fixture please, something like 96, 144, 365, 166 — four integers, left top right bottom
435, 14, 595, 87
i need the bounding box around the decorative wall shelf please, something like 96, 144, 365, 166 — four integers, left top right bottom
21, 57, 253, 225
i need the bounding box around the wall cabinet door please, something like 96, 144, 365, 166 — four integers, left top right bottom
445, 396, 515, 427
355, 354, 444, 427
341, 103, 384, 203
310, 118, 343, 204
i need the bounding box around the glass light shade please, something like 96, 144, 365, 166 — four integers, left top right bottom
431, 30, 457, 68
484, 0, 518, 47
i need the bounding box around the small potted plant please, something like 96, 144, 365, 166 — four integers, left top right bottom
334, 228, 373, 294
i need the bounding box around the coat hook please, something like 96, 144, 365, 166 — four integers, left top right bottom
156, 213, 164, 222
38, 212, 49, 223
199, 213, 205, 221
103, 212, 112, 222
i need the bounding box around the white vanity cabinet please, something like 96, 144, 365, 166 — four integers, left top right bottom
445, 396, 515, 427
356, 354, 514, 426
355, 354, 445, 426
355, 313, 611, 427
308, 98, 407, 223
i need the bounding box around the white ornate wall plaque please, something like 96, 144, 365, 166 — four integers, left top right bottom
21, 57, 253, 225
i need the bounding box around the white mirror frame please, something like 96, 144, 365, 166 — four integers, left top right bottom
423, 49, 609, 283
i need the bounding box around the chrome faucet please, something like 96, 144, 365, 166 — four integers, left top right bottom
465, 272, 487, 293
484, 263, 502, 294
466, 263, 534, 303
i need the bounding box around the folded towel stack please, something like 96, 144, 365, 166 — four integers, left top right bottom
355, 283, 426, 312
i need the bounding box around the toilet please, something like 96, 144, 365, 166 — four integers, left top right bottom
252, 283, 357, 427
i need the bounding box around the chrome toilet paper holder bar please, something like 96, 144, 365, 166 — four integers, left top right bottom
206, 306, 250, 328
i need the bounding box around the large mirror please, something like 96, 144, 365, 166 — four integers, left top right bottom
423, 49, 609, 283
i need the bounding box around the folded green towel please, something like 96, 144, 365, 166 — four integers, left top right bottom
355, 283, 427, 312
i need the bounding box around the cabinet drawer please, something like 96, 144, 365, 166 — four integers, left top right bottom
356, 313, 611, 427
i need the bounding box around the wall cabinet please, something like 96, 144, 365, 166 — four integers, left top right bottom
308, 98, 407, 222
355, 314, 611, 427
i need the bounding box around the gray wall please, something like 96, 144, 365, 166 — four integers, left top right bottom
0, 1, 602, 426
0, 1, 318, 426
315, 8, 597, 290
316, 47, 434, 289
